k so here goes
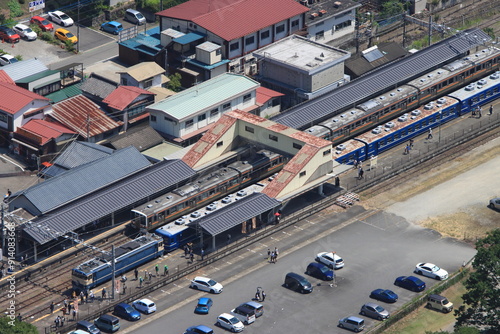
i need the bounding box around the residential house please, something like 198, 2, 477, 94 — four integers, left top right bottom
116, 61, 169, 89
80, 73, 119, 105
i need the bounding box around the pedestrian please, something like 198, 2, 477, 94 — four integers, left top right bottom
54, 316, 60, 328
274, 247, 279, 261
472, 107, 476, 117
261, 290, 266, 301
84, 290, 88, 303
404, 145, 410, 155
144, 270, 148, 279
255, 291, 260, 301
201, 249, 205, 261
155, 264, 159, 276
68, 303, 72, 315
149, 271, 153, 281
359, 168, 364, 180
267, 248, 271, 261
427, 128, 433, 140
72, 309, 76, 321
80, 291, 84, 305
134, 268, 138, 280
353, 159, 358, 168
50, 301, 55, 314
90, 290, 95, 303
478, 105, 482, 118
164, 264, 169, 276
123, 283, 127, 295
139, 276, 143, 287
102, 287, 107, 300
60, 315, 65, 327
227, 234, 231, 245
17, 313, 22, 322
184, 245, 189, 257
409, 139, 414, 149
270, 251, 275, 263
63, 299, 68, 309
190, 252, 194, 263
489, 105, 493, 115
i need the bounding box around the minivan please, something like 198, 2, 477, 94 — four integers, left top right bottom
114, 302, 141, 321
240, 301, 263, 318
94, 314, 120, 332
125, 9, 146, 25
230, 305, 256, 325
284, 272, 313, 293
76, 320, 101, 334
427, 294, 454, 313
338, 316, 365, 332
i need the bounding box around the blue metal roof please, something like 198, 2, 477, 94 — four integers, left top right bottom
271, 28, 491, 130
173, 32, 205, 45
24, 159, 196, 245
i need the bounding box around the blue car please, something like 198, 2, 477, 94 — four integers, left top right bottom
370, 289, 398, 303
100, 21, 123, 35
113, 303, 141, 321
394, 275, 426, 292
194, 297, 213, 314
185, 325, 214, 334
306, 262, 334, 281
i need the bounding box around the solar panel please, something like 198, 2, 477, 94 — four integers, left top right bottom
363, 48, 384, 62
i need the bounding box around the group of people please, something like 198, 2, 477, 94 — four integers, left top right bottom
254, 287, 266, 302
267, 247, 279, 263
472, 105, 494, 118
404, 139, 414, 155
53, 315, 66, 328
184, 243, 195, 263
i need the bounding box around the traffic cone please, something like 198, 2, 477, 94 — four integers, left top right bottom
12, 42, 14, 48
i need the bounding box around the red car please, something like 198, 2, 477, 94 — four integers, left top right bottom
0, 26, 20, 43
30, 16, 54, 32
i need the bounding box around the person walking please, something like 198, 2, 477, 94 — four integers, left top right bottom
274, 247, 279, 262
122, 283, 127, 295
134, 268, 138, 281
190, 252, 194, 263
72, 309, 77, 321
200, 249, 205, 261
404, 145, 410, 155
164, 264, 169, 276
184, 245, 189, 258
149, 271, 153, 281
409, 139, 414, 149
17, 313, 22, 322
478, 105, 482, 118
489, 105, 493, 115
89, 290, 95, 303
60, 315, 65, 327
54, 316, 60, 328
102, 287, 107, 300
155, 264, 159, 277
49, 301, 55, 314
267, 248, 271, 261
139, 276, 143, 287
84, 290, 88, 303
261, 290, 266, 301
68, 303, 72, 315
427, 128, 433, 140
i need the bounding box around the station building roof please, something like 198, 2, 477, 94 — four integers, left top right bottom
271, 28, 491, 130
23, 159, 196, 245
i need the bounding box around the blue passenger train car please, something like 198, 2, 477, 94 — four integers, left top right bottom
155, 223, 196, 253
71, 234, 163, 291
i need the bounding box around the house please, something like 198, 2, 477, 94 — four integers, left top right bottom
254, 87, 285, 118
80, 73, 119, 104
156, 0, 309, 74
102, 123, 165, 153
253, 34, 350, 108
11, 119, 76, 163
0, 81, 51, 146
116, 61, 169, 89
47, 95, 122, 143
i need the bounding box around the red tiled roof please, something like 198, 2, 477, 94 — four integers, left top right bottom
103, 86, 155, 111
0, 81, 49, 115
0, 70, 15, 85
18, 119, 76, 145
256, 87, 284, 105
158, 0, 309, 41
50, 95, 123, 138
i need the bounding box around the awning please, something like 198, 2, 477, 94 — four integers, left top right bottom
11, 138, 39, 151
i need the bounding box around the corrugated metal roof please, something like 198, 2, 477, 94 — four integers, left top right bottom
156, 0, 237, 21
106, 124, 164, 151
271, 28, 491, 129
80, 75, 118, 100
19, 119, 76, 145
0, 69, 15, 84
0, 81, 49, 114
16, 69, 59, 84
117, 62, 165, 82
189, 193, 280, 236
50, 95, 122, 137
256, 87, 284, 105
148, 73, 259, 121
103, 86, 154, 111
173, 31, 205, 45
2, 58, 49, 81
14, 146, 150, 215
45, 82, 82, 103
23, 159, 196, 244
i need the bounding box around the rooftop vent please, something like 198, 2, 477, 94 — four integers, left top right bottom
424, 103, 434, 110
411, 109, 421, 116
319, 9, 327, 15
437, 97, 447, 104
336, 144, 346, 151
311, 12, 319, 18
385, 121, 395, 128
477, 79, 487, 86
372, 126, 383, 134
464, 84, 475, 91
398, 114, 408, 122
333, 1, 342, 7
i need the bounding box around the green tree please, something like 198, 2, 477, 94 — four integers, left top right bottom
167, 73, 182, 92
0, 316, 38, 334
380, 0, 404, 18
455, 229, 500, 333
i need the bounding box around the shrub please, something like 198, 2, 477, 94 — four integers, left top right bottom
8, 0, 23, 18
40, 32, 55, 43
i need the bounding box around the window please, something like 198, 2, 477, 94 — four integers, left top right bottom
222, 102, 231, 110
243, 93, 251, 102
261, 30, 270, 39
323, 149, 331, 156
185, 119, 194, 128
230, 42, 239, 51
245, 36, 254, 45
216, 49, 221, 56
293, 143, 302, 149
198, 114, 206, 122
217, 141, 223, 147
299, 171, 306, 177
210, 108, 219, 117
121, 78, 127, 85
143, 79, 153, 88
276, 24, 285, 34
150, 115, 157, 122
269, 134, 278, 142
315, 30, 324, 40
291, 19, 299, 28
245, 126, 254, 133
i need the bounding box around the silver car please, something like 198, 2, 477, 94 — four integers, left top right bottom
360, 302, 389, 320
489, 197, 500, 210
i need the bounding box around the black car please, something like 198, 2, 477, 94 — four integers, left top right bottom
284, 272, 313, 293
306, 262, 334, 281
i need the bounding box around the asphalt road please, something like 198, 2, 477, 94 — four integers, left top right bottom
119, 209, 475, 334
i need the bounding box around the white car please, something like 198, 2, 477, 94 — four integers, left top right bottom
132, 298, 156, 314
217, 313, 244, 332
0, 54, 18, 66
316, 251, 344, 269
190, 276, 223, 293
13, 24, 37, 40
415, 262, 448, 280
48, 11, 74, 26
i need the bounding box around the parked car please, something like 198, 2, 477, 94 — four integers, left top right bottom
283, 272, 313, 293
216, 313, 245, 332
190, 276, 223, 293
338, 316, 365, 332
369, 289, 398, 303
394, 275, 426, 292
230, 305, 256, 325
113, 303, 141, 321
0, 54, 18, 66
415, 262, 448, 280
13, 24, 37, 40
194, 297, 213, 314
240, 301, 264, 318
54, 28, 78, 44
76, 320, 101, 334
30, 16, 54, 32
360, 302, 390, 320
48, 10, 74, 26
185, 325, 214, 334
489, 197, 500, 210
100, 21, 123, 35
69, 330, 92, 334
0, 26, 20, 43
125, 9, 146, 25
427, 294, 454, 313
94, 314, 120, 332
132, 298, 156, 314
306, 262, 334, 281
315, 251, 344, 269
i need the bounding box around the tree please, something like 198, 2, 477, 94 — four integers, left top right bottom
0, 317, 38, 334
455, 229, 500, 333
426, 327, 480, 334
167, 73, 182, 92
380, 0, 404, 18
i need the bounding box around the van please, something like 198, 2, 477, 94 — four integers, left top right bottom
338, 316, 365, 332
125, 9, 146, 25
76, 320, 101, 334
230, 305, 256, 325
284, 272, 313, 293
240, 301, 264, 318
427, 294, 453, 313
94, 314, 120, 332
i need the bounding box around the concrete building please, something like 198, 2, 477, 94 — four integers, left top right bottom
253, 34, 350, 107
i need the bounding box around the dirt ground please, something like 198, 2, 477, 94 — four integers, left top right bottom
362, 135, 500, 243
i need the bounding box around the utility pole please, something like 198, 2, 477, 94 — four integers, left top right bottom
86, 113, 90, 141
77, 0, 80, 53
1, 204, 5, 256
111, 245, 116, 299
402, 13, 407, 48
428, 16, 433, 46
